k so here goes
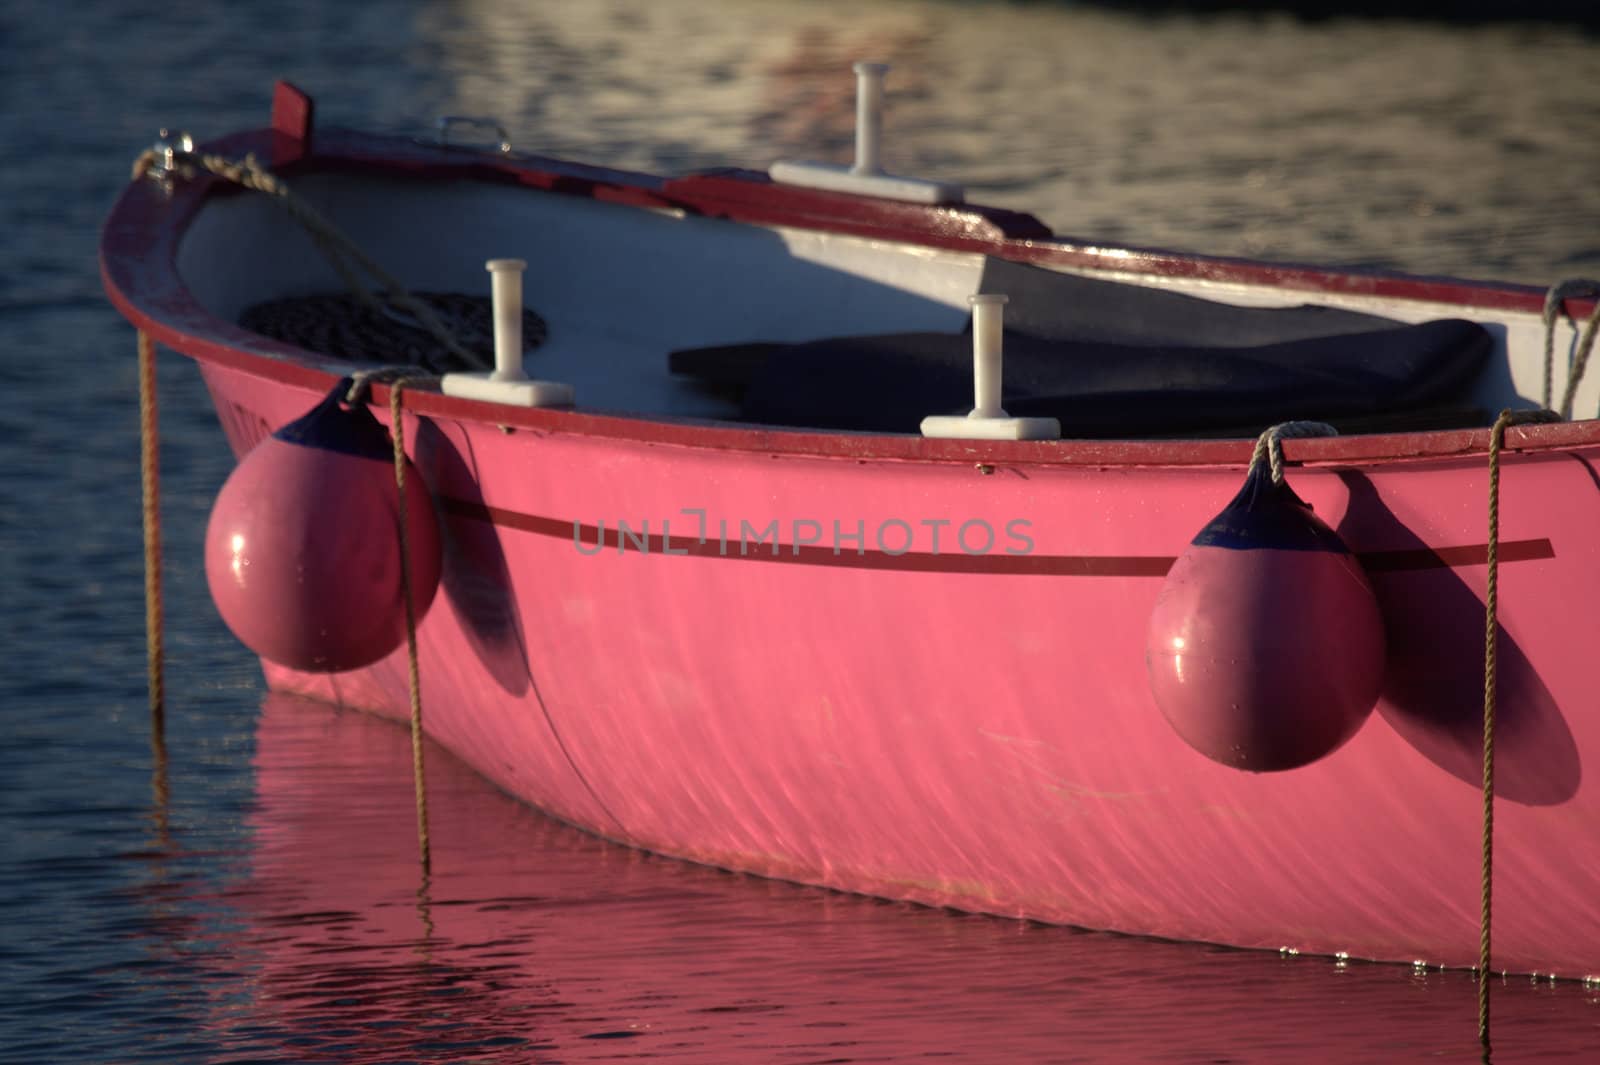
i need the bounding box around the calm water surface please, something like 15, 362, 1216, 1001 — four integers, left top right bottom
2, 2, 1598, 1061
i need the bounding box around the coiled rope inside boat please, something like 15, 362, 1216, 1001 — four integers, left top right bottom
239, 291, 546, 375
131, 146, 547, 374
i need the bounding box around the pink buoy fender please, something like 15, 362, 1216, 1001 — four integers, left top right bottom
205, 379, 442, 673
1145, 458, 1385, 771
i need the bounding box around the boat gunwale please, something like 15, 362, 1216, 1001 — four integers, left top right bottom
99, 121, 1600, 470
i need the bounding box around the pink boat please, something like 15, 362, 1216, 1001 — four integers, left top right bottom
102, 81, 1600, 979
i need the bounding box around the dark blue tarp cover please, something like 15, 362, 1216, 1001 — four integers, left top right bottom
669, 257, 1491, 437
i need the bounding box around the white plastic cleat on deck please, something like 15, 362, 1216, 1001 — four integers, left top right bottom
769, 63, 964, 205
441, 259, 575, 407
920, 295, 1061, 441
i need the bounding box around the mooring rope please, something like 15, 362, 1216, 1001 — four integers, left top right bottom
132, 148, 491, 373
1480, 412, 1507, 1050
341, 368, 444, 876
1479, 407, 1560, 1049
389, 374, 437, 877
1248, 421, 1338, 484
1540, 279, 1600, 416
138, 331, 165, 749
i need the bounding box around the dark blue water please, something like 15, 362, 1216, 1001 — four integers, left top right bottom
3, 2, 1598, 1061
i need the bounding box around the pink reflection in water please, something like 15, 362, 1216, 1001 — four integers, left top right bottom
192, 694, 1598, 1063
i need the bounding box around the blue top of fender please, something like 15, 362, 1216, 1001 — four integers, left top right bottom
271, 378, 394, 462
1191, 462, 1352, 553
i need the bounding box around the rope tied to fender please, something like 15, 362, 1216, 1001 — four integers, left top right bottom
344, 367, 442, 878
1248, 421, 1338, 484
392, 377, 432, 877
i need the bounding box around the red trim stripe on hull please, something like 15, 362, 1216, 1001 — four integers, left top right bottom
441, 497, 1554, 576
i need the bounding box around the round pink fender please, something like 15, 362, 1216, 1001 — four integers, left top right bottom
205, 381, 442, 673
1146, 464, 1385, 771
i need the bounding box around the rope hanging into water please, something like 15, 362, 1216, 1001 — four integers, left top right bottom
1478, 407, 1560, 1049
348, 367, 440, 878
392, 381, 431, 877
1479, 413, 1507, 1049
131, 148, 491, 373
138, 331, 165, 748
1248, 420, 1338, 484
1540, 279, 1600, 417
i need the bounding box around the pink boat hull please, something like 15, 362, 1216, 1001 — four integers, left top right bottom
199, 362, 1600, 977
100, 86, 1600, 976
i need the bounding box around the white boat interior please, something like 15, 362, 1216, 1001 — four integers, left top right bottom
178, 171, 1597, 435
